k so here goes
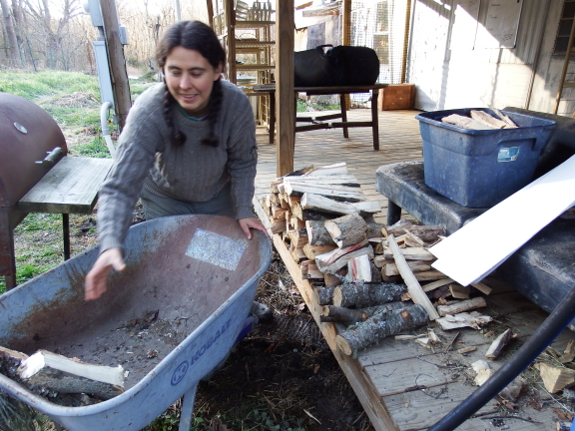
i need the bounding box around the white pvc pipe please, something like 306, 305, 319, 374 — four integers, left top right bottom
100, 101, 117, 159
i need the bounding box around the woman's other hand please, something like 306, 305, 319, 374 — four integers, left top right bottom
238, 217, 268, 239
85, 247, 126, 301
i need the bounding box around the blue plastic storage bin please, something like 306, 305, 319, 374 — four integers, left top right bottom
415, 108, 557, 207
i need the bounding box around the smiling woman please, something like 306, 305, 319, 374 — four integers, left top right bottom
84, 20, 268, 302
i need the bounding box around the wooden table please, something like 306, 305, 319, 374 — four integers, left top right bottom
253, 83, 388, 150
18, 157, 113, 260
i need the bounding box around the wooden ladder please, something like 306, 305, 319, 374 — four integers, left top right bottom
554, 17, 575, 116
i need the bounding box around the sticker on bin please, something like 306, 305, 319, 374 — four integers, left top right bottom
186, 229, 246, 271
497, 146, 520, 163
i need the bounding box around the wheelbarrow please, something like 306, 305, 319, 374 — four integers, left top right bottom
0, 214, 272, 431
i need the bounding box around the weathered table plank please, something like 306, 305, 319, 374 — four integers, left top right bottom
18, 157, 113, 214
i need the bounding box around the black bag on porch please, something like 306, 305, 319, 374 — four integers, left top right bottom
294, 45, 380, 87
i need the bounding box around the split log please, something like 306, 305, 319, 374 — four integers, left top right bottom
492, 108, 518, 128
383, 246, 436, 262
333, 280, 407, 308
317, 286, 336, 305
388, 235, 439, 320
283, 174, 359, 186
457, 346, 477, 354
315, 241, 373, 274
270, 219, 286, 235
485, 328, 514, 359
18, 350, 125, 400
347, 254, 372, 282
436, 311, 493, 330
303, 162, 348, 176
413, 270, 445, 282
472, 360, 493, 386
383, 220, 445, 244
422, 278, 454, 293
305, 220, 336, 246
470, 110, 508, 129
336, 304, 429, 356
436, 297, 487, 317
324, 271, 345, 287
559, 339, 575, 363
301, 193, 381, 216
536, 362, 575, 393
441, 114, 493, 130
0, 346, 28, 362
403, 229, 425, 247
382, 260, 431, 276
284, 182, 365, 201
302, 243, 337, 261
471, 282, 492, 296
301, 260, 324, 280
449, 284, 470, 299
324, 213, 368, 248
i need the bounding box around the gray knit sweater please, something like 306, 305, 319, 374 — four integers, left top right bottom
97, 80, 257, 253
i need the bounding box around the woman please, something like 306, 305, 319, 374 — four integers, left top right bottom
85, 20, 267, 301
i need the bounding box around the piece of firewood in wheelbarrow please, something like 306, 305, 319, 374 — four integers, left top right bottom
17, 349, 125, 400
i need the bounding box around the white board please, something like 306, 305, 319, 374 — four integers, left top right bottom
430, 155, 575, 286
475, 0, 523, 48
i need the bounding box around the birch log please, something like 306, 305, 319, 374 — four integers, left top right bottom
336, 304, 429, 355
324, 213, 367, 248
320, 302, 407, 324
333, 280, 407, 308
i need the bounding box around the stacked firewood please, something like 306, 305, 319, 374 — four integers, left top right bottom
259, 163, 495, 356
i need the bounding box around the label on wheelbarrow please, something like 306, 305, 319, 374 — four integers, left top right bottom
185, 229, 246, 271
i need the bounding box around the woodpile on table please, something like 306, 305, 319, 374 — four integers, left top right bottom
258, 162, 498, 356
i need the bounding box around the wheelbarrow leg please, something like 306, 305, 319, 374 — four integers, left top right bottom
179, 385, 198, 431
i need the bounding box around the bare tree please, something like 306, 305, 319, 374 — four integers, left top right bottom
0, 0, 20, 66
22, 0, 82, 68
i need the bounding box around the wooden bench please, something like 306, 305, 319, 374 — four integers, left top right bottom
253, 83, 388, 150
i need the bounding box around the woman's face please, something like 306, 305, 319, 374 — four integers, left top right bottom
164, 46, 222, 118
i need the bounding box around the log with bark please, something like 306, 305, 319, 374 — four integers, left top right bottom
320, 302, 407, 324
332, 280, 407, 308
305, 220, 336, 246
314, 241, 373, 274
436, 297, 487, 317
383, 220, 445, 244
336, 304, 430, 355
484, 328, 514, 359
324, 213, 367, 248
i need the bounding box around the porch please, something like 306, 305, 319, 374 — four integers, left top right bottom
253, 108, 575, 431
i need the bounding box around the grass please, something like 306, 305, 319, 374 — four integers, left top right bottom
0, 70, 117, 293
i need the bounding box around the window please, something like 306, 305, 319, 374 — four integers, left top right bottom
554, 0, 575, 55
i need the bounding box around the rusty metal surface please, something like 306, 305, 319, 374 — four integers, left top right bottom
0, 92, 67, 207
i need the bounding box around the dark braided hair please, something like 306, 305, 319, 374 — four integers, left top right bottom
156, 21, 226, 147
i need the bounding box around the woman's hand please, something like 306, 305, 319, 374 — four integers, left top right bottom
85, 247, 126, 301
238, 217, 268, 239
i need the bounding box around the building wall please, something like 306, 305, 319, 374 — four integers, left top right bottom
408, 0, 573, 115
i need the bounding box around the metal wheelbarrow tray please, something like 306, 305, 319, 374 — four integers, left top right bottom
0, 214, 272, 430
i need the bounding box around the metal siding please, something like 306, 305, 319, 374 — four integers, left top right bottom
408, 0, 562, 111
